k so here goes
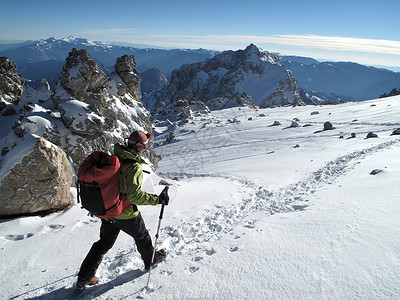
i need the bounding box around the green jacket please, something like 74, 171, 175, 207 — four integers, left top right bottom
113, 143, 159, 220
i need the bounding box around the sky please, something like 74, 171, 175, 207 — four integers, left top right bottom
1, 0, 400, 70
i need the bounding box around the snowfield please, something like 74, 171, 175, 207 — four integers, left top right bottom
1, 96, 399, 299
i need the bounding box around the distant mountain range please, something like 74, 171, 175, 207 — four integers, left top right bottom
0, 37, 216, 78
1, 36, 399, 101
281, 58, 400, 101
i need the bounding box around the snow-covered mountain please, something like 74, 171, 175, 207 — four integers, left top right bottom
1, 94, 399, 299
143, 44, 304, 121
2, 37, 399, 103
0, 37, 216, 81
282, 58, 400, 101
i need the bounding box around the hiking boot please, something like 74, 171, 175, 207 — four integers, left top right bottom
74, 277, 98, 294
146, 249, 167, 271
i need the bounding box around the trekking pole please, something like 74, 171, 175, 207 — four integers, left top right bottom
146, 187, 168, 289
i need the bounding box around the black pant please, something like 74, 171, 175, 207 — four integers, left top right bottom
78, 213, 154, 281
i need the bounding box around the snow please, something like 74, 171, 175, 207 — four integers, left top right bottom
1, 96, 400, 299
234, 69, 284, 105
0, 134, 38, 182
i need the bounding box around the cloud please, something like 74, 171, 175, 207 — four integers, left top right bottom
145, 34, 400, 56
75, 29, 400, 67
272, 35, 400, 55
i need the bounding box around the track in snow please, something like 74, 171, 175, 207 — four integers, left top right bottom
160, 140, 400, 259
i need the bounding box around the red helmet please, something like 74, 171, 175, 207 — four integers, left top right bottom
126, 130, 151, 150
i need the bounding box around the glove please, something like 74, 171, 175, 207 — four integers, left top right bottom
158, 186, 169, 206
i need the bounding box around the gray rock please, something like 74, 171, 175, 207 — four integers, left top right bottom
272, 121, 281, 126
52, 49, 155, 167
0, 136, 73, 217
59, 48, 108, 97
323, 121, 333, 130
366, 132, 378, 139
0, 56, 24, 110
391, 128, 400, 135
115, 55, 141, 100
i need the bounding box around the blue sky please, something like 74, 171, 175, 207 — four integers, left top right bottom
1, 0, 399, 69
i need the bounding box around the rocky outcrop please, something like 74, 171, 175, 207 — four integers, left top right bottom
52, 49, 155, 166
115, 55, 141, 99
59, 48, 109, 98
143, 44, 304, 119
0, 56, 24, 114
379, 88, 400, 98
259, 71, 303, 108
0, 135, 73, 217
0, 49, 159, 217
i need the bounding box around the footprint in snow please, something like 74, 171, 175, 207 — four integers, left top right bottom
206, 249, 216, 256
193, 256, 204, 262
38, 224, 65, 235
48, 224, 65, 231
229, 246, 239, 252
161, 270, 173, 276
4, 233, 34, 241
189, 266, 199, 273
291, 204, 310, 211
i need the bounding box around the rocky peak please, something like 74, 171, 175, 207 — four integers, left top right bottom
143, 44, 304, 118
115, 55, 141, 100
0, 56, 24, 110
59, 48, 108, 98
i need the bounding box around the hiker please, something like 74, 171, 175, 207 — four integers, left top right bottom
76, 130, 169, 291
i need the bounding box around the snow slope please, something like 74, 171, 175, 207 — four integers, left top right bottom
1, 96, 399, 299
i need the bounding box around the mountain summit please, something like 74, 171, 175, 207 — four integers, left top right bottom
143, 44, 304, 119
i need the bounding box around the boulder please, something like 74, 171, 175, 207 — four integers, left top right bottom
272, 121, 281, 126
323, 121, 333, 130
0, 135, 73, 217
391, 128, 400, 136
366, 132, 378, 139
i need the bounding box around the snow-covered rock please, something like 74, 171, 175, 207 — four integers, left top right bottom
143, 44, 304, 120
0, 56, 24, 114
59, 48, 109, 98
52, 48, 156, 166
0, 135, 72, 217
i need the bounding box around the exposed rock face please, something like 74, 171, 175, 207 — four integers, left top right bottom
140, 67, 168, 94
143, 44, 304, 119
52, 48, 155, 166
0, 56, 24, 114
259, 71, 303, 108
115, 55, 141, 100
0, 135, 73, 217
59, 48, 108, 98
379, 88, 400, 98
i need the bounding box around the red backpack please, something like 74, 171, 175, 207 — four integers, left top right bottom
77, 151, 132, 219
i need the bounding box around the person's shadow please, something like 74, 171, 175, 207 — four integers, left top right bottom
14, 269, 145, 299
